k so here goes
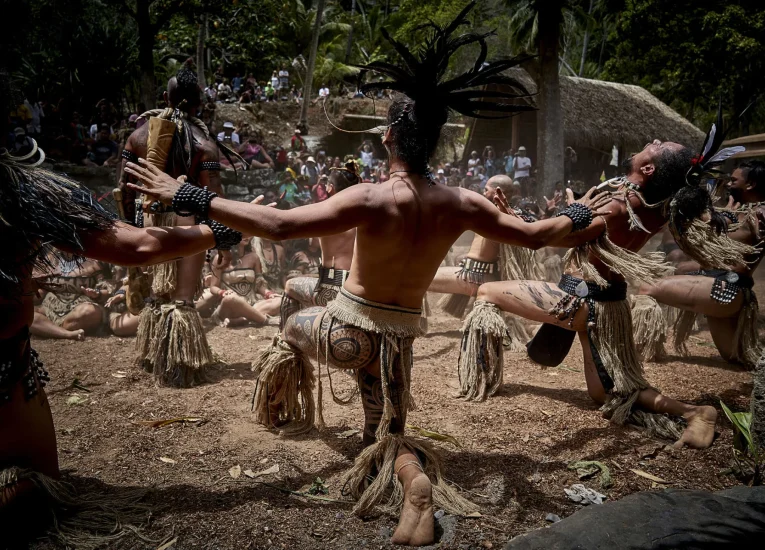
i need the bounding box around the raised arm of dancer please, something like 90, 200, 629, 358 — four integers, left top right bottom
60, 222, 215, 267
127, 159, 372, 239
464, 187, 612, 250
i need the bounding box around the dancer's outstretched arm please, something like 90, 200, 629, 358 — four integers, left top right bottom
464, 186, 612, 249
59, 222, 215, 267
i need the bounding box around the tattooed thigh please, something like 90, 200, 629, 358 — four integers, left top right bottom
312, 285, 339, 307
285, 277, 318, 306
358, 368, 384, 445
317, 315, 380, 371
283, 306, 325, 354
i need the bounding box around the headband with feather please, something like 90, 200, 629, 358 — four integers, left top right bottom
354, 1, 535, 122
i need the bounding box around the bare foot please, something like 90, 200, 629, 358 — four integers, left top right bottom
220, 318, 231, 328
67, 329, 85, 341
675, 405, 717, 449
391, 462, 434, 546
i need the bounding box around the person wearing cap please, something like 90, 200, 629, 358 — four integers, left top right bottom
12, 127, 35, 156
513, 145, 532, 194
217, 121, 240, 145
436, 168, 446, 185
301, 155, 319, 187
290, 128, 306, 153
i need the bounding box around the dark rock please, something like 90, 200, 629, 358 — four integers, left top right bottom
504, 487, 765, 550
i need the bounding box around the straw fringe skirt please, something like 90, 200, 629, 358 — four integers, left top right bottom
251, 289, 477, 517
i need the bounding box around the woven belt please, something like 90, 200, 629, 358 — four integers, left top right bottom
318, 265, 350, 287
685, 269, 753, 305
550, 275, 627, 328
462, 257, 498, 275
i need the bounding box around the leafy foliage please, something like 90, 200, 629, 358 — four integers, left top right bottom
721, 400, 763, 486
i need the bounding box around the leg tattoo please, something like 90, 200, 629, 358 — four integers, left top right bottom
359, 368, 385, 446
279, 294, 302, 331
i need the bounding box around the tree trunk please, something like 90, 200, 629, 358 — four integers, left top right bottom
136, 0, 156, 109
536, 2, 565, 197
345, 0, 356, 64
196, 16, 207, 90
299, 0, 326, 132
578, 0, 594, 76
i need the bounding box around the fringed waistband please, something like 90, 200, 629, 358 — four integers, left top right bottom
455, 257, 499, 285
327, 289, 424, 338
317, 265, 351, 288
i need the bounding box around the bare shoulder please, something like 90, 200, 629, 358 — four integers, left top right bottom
125, 124, 148, 154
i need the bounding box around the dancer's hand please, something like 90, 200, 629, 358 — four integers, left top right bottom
214, 250, 233, 270
251, 195, 277, 207
726, 195, 741, 211
570, 187, 612, 217
105, 293, 125, 308
80, 286, 100, 299
493, 188, 516, 216
125, 159, 183, 205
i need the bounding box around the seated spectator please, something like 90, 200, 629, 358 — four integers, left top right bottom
218, 79, 233, 101
202, 96, 217, 130
84, 124, 119, 166
238, 90, 253, 104
239, 134, 274, 169
12, 127, 35, 156
318, 85, 330, 101
290, 86, 301, 103
217, 121, 240, 146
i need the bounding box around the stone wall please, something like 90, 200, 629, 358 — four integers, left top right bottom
50, 163, 280, 205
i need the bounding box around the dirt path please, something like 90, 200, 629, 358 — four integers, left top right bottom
31, 298, 753, 549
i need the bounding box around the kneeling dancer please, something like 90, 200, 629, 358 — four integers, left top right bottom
639, 160, 765, 367
461, 132, 748, 448
129, 5, 610, 544
278, 160, 361, 328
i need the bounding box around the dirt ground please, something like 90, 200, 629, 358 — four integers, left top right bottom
29, 293, 757, 550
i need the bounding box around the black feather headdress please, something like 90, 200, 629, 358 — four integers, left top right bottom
0, 146, 115, 299
355, 1, 535, 121
686, 98, 753, 187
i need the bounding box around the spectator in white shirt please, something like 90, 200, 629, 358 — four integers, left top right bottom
217, 121, 240, 146
513, 145, 531, 178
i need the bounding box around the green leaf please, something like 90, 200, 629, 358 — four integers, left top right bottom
720, 400, 754, 453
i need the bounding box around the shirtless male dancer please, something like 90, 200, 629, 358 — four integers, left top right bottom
0, 139, 232, 540
119, 62, 231, 386
639, 160, 765, 368
279, 160, 361, 327
463, 138, 755, 450
128, 5, 611, 544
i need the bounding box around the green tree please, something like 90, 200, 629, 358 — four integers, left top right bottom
603, 0, 765, 135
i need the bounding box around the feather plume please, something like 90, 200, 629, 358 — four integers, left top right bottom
354, 1, 534, 120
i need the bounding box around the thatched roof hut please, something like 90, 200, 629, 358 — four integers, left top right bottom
463, 73, 704, 182
557, 77, 704, 151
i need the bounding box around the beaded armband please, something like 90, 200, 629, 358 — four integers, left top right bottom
200, 161, 221, 171
201, 219, 242, 250
172, 182, 218, 219
555, 203, 593, 232
121, 149, 139, 163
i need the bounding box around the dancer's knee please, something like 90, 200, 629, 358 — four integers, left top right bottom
637, 282, 656, 297
63, 305, 101, 331
476, 283, 495, 302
